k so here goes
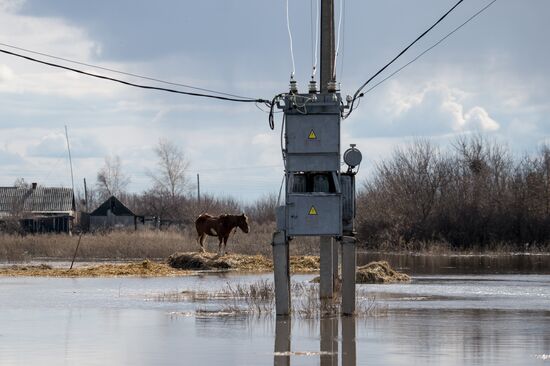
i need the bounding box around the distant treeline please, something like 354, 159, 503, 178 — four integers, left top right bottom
82, 190, 278, 228
357, 136, 550, 251
78, 135, 550, 252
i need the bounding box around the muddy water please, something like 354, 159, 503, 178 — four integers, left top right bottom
0, 261, 549, 365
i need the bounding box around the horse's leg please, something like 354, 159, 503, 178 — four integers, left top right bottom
217, 236, 223, 256
222, 235, 229, 256
198, 233, 206, 253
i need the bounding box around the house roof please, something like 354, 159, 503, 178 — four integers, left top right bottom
91, 196, 135, 217
0, 186, 75, 216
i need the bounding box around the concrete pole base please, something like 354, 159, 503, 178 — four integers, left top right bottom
272, 231, 290, 316
341, 236, 356, 316
320, 236, 335, 300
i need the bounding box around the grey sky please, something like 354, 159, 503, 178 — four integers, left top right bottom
0, 0, 548, 201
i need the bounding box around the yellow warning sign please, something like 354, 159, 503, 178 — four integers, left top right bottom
308, 206, 318, 215
308, 130, 317, 139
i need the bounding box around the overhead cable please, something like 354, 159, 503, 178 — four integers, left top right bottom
333, 0, 344, 79
286, 0, 296, 79
0, 41, 255, 100
345, 0, 465, 118
361, 0, 498, 97
0, 48, 269, 104
312, 0, 320, 79
339, 0, 347, 81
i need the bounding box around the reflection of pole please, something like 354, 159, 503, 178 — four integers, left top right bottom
320, 317, 338, 366
273, 231, 290, 315
274, 317, 291, 366
342, 317, 356, 366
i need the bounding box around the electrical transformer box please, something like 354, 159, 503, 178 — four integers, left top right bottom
277, 94, 344, 237
284, 94, 341, 173
286, 193, 342, 236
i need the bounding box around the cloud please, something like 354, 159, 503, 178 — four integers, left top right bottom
0, 0, 23, 12
26, 132, 105, 158
350, 82, 499, 138
0, 64, 14, 82
463, 107, 499, 132
0, 146, 23, 165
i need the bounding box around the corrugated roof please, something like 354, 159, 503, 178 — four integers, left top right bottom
0, 187, 75, 215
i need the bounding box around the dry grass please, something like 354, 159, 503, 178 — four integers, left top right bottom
0, 231, 187, 262
158, 280, 387, 318
0, 225, 321, 262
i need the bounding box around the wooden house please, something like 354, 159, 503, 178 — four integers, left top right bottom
89, 196, 142, 231
0, 183, 76, 233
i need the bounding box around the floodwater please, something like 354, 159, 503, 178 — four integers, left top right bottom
0, 256, 549, 365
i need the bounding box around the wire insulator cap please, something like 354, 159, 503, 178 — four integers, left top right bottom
289, 80, 298, 94
308, 80, 317, 94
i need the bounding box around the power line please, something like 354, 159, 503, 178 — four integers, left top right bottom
345, 0, 465, 118
361, 0, 498, 96
0, 48, 269, 104
312, 0, 320, 79
333, 0, 344, 79
339, 0, 347, 82
0, 41, 256, 100
187, 164, 282, 173
286, 0, 296, 79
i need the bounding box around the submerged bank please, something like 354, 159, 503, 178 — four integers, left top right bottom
0, 253, 321, 277
0, 253, 411, 283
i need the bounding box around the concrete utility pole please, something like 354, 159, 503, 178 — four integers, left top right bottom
320, 0, 335, 92
272, 0, 359, 317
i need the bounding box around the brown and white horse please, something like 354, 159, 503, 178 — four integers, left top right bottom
195, 213, 250, 255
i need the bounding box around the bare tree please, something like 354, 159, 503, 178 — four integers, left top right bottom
148, 139, 191, 198
96, 155, 130, 201
13, 177, 29, 188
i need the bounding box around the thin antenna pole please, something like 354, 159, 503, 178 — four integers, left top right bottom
197, 174, 201, 208
65, 125, 75, 193
83, 178, 89, 212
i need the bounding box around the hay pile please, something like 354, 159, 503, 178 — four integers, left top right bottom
356, 261, 410, 284
0, 260, 186, 277
0, 253, 322, 277
168, 252, 320, 272
311, 260, 410, 284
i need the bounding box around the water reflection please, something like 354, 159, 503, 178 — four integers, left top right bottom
274, 318, 290, 366
358, 252, 550, 275
274, 316, 356, 366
